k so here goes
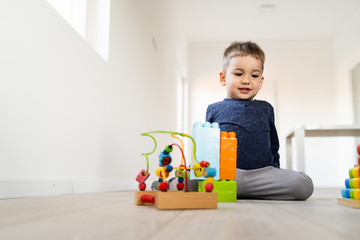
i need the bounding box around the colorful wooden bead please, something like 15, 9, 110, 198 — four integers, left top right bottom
200, 161, 210, 167
178, 165, 186, 170
177, 182, 184, 190
206, 177, 214, 184
203, 167, 216, 177
175, 169, 185, 178
159, 182, 168, 191
165, 145, 173, 153
166, 165, 173, 172
141, 194, 155, 203
139, 182, 146, 191
193, 163, 203, 177
159, 151, 172, 166
349, 166, 360, 178
205, 183, 214, 192
136, 169, 150, 184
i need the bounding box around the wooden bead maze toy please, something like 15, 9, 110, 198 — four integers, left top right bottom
135, 130, 217, 210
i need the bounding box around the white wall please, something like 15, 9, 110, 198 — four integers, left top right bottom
188, 39, 344, 187
332, 5, 360, 185
0, 0, 186, 198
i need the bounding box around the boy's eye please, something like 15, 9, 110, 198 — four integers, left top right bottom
234, 73, 242, 76
252, 74, 259, 78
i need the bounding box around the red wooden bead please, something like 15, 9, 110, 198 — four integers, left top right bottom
358, 156, 360, 166
159, 182, 168, 191
205, 183, 214, 192
139, 182, 146, 191
177, 182, 184, 190
141, 194, 155, 203
200, 161, 210, 167
358, 144, 360, 155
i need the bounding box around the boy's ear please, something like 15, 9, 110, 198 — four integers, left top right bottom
259, 76, 264, 89
219, 72, 226, 86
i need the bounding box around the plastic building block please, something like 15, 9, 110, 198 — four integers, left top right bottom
190, 121, 220, 181
198, 180, 237, 202
220, 131, 237, 148
192, 122, 220, 138
220, 132, 237, 180
220, 168, 237, 181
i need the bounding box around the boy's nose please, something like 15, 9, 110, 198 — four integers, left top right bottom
241, 78, 250, 84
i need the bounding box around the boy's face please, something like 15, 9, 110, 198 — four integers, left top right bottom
220, 55, 264, 100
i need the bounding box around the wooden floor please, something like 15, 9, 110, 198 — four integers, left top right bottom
0, 188, 359, 240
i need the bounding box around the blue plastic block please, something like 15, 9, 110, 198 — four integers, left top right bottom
194, 137, 220, 149
196, 148, 220, 159
192, 121, 220, 139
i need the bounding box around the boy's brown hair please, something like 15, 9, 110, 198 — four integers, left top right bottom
223, 41, 265, 72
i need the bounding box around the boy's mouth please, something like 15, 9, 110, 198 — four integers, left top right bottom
239, 88, 251, 93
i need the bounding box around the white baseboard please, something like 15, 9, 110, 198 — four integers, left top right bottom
0, 179, 138, 199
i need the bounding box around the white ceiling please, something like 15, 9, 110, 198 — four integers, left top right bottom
176, 0, 360, 42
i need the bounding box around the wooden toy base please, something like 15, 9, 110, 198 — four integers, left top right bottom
135, 190, 217, 210
337, 198, 360, 209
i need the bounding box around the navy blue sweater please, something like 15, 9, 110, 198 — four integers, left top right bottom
206, 98, 280, 170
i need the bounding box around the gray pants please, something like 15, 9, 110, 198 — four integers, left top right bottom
159, 166, 314, 200
236, 166, 314, 200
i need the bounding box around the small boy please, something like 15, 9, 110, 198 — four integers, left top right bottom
206, 41, 313, 200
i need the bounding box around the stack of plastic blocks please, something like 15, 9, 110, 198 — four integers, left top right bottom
190, 121, 220, 181
198, 130, 238, 202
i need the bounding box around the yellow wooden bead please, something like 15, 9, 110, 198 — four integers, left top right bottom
206, 177, 214, 184
193, 163, 203, 177
156, 167, 166, 178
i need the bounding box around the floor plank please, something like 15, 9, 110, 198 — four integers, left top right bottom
0, 188, 359, 240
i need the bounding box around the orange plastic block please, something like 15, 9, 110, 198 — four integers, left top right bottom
220, 158, 236, 180
220, 131, 237, 180
221, 158, 236, 169
220, 148, 236, 159
220, 132, 237, 148
220, 168, 236, 180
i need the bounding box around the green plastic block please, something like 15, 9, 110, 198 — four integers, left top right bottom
198, 180, 237, 202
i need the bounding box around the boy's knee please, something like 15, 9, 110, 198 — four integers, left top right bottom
290, 172, 314, 200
